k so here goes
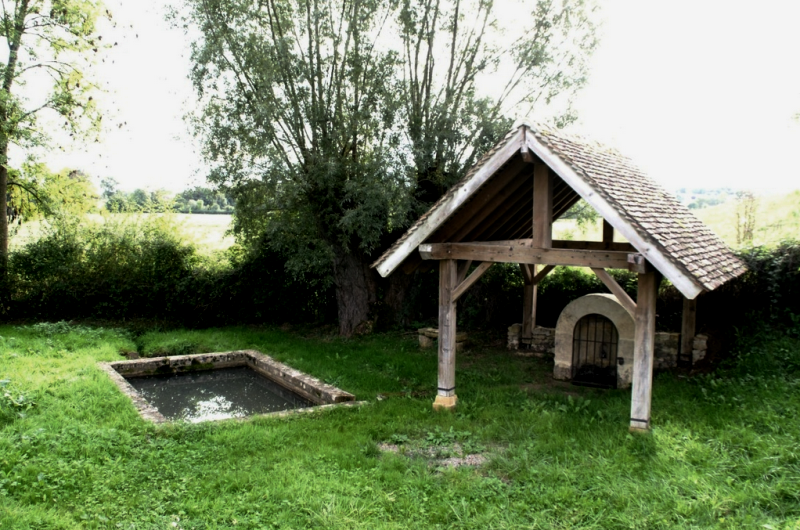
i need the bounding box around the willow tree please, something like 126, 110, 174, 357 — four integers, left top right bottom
185, 0, 599, 335
0, 0, 104, 305
399, 0, 598, 203
186, 0, 405, 335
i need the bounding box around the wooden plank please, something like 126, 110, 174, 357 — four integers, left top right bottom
377, 129, 523, 278
419, 242, 637, 269
437, 259, 458, 400
469, 181, 533, 241
630, 271, 657, 431
446, 164, 533, 242
627, 253, 653, 274
456, 260, 472, 283
531, 264, 555, 285
524, 130, 704, 299
680, 296, 697, 363
591, 267, 637, 317
522, 282, 535, 340
452, 261, 493, 302
519, 263, 533, 284
532, 164, 553, 248
553, 240, 636, 252
603, 219, 614, 244
520, 128, 535, 163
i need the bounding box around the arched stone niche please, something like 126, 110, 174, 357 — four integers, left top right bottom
553, 294, 635, 389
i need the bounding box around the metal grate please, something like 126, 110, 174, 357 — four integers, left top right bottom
572, 314, 619, 389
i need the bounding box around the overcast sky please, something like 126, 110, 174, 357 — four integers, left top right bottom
38, 0, 800, 194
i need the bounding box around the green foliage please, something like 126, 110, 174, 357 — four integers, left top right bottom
0, 0, 107, 278
8, 215, 336, 325
181, 0, 600, 334
0, 379, 35, 423
7, 164, 97, 228
103, 187, 175, 213
174, 186, 234, 214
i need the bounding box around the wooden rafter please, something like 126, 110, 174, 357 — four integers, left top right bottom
591, 267, 637, 317
452, 262, 493, 302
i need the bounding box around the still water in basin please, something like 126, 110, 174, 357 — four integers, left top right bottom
126, 366, 313, 422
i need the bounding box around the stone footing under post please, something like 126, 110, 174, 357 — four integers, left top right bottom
432, 394, 458, 411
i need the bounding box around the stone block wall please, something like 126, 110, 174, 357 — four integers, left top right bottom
508, 324, 706, 370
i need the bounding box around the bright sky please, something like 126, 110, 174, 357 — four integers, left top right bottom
40, 0, 800, 194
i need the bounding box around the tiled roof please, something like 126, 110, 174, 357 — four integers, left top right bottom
530, 125, 746, 291
372, 123, 747, 294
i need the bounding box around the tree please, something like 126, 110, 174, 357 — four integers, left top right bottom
183, 0, 599, 335
185, 0, 405, 335
6, 164, 97, 232
399, 0, 598, 203
0, 0, 105, 302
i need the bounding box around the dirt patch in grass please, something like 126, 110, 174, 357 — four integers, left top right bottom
378, 442, 490, 469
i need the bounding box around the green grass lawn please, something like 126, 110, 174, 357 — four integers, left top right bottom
1, 323, 799, 529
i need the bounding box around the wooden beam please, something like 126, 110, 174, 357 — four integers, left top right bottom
524, 131, 705, 299
680, 296, 697, 365
627, 253, 654, 274
592, 267, 637, 317
522, 279, 536, 341
553, 240, 636, 252
452, 262, 493, 302
630, 271, 657, 431
532, 164, 553, 248
456, 260, 472, 283
603, 219, 614, 244
519, 263, 533, 284
532, 264, 555, 285
433, 259, 458, 411
520, 128, 535, 163
419, 241, 638, 269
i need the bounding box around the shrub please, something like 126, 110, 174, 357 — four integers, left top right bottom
8, 215, 336, 327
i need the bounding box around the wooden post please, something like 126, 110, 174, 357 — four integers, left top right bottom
521, 267, 537, 344
434, 259, 458, 411
680, 297, 697, 367
630, 270, 657, 431
523, 164, 552, 343
603, 219, 614, 246
532, 165, 553, 248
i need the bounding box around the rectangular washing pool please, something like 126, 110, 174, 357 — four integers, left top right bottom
99, 350, 356, 423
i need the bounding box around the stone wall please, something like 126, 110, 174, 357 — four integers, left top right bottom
508, 324, 707, 370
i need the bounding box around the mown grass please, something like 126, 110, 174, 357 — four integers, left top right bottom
1, 322, 799, 529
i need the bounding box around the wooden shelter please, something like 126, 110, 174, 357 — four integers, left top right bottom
372, 122, 746, 431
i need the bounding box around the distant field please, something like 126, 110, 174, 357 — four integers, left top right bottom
8, 192, 799, 254
693, 190, 800, 247
554, 191, 800, 248
9, 213, 235, 255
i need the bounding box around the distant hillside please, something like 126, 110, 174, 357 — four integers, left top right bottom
694, 190, 800, 247
554, 191, 800, 249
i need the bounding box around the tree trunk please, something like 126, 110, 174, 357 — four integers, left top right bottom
382, 270, 414, 327
0, 144, 9, 311
333, 249, 378, 336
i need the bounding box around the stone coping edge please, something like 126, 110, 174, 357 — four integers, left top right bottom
99, 349, 358, 425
